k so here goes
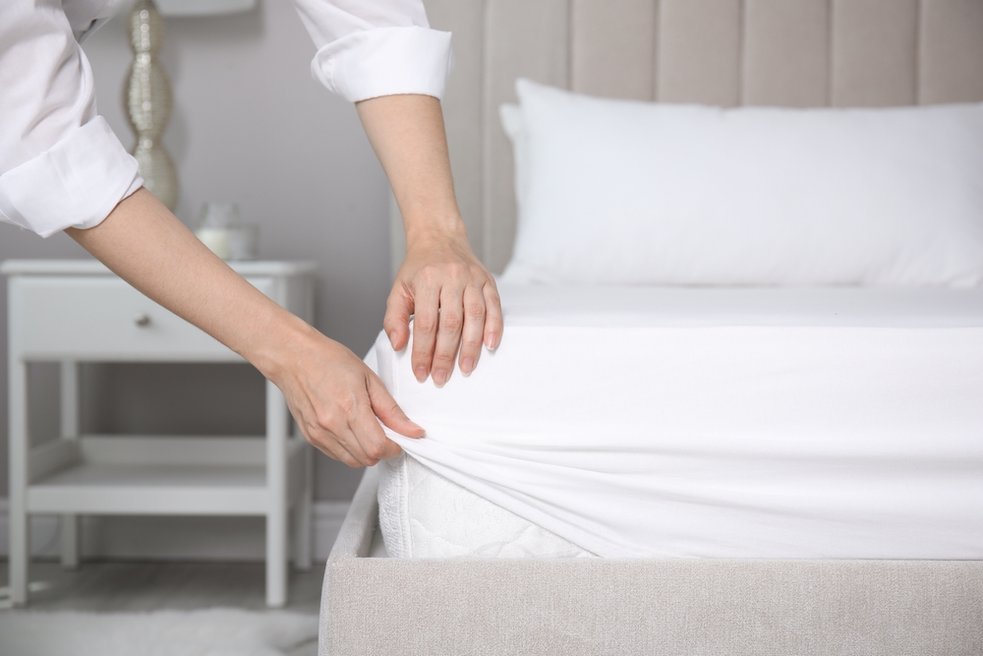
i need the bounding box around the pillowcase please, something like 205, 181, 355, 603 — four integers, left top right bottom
501, 78, 983, 287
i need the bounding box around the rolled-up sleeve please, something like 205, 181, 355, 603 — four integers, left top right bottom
293, 0, 452, 102
0, 1, 142, 238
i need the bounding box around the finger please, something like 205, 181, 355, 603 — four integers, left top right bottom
383, 285, 412, 351
482, 281, 504, 350
349, 379, 408, 463
410, 283, 440, 383
431, 285, 465, 387
330, 422, 375, 467
307, 425, 364, 469
367, 372, 425, 438
351, 406, 402, 463
311, 398, 375, 466
458, 285, 486, 376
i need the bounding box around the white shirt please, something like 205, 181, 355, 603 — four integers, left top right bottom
0, 0, 452, 238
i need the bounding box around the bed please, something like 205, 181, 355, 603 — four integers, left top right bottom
319, 1, 983, 654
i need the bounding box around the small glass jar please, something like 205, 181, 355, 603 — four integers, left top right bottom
225, 223, 259, 260
194, 202, 258, 260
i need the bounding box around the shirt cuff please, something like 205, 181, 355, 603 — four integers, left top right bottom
310, 25, 453, 102
0, 116, 143, 238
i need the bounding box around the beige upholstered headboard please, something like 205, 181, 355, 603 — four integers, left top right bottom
391, 0, 983, 274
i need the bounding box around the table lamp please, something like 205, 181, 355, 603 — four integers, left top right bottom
124, 0, 256, 211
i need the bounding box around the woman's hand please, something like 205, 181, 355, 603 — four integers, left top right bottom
265, 322, 426, 467
354, 94, 504, 385
385, 226, 503, 387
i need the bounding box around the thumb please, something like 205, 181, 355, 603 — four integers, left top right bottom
383, 288, 413, 352
367, 373, 425, 438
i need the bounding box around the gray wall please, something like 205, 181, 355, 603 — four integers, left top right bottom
0, 0, 396, 501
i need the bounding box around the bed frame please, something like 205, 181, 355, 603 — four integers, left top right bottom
322, 470, 982, 655
333, 1, 983, 653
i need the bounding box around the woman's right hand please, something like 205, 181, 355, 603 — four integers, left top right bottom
264, 322, 426, 468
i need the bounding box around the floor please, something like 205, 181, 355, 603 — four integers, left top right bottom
0, 558, 323, 655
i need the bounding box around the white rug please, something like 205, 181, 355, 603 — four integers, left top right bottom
0, 607, 318, 656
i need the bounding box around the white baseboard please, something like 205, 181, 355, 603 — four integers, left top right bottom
0, 498, 349, 563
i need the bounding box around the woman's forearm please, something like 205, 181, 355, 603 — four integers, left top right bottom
356, 94, 465, 242
65, 188, 311, 381
355, 94, 503, 386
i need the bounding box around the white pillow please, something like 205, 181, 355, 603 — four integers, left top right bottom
501, 79, 983, 287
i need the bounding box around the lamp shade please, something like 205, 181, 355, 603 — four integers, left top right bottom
155, 0, 256, 16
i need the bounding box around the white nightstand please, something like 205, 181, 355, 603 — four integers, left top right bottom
2, 259, 317, 608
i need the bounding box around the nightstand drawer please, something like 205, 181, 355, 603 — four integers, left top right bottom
9, 275, 275, 360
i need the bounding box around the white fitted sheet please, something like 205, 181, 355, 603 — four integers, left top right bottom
368, 285, 983, 559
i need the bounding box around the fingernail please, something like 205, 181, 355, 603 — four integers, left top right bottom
432, 370, 448, 387
485, 334, 498, 350
414, 366, 427, 382
410, 422, 426, 436
460, 358, 474, 375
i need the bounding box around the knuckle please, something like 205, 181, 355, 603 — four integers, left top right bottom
412, 341, 434, 357
461, 336, 482, 351
415, 317, 437, 334
465, 301, 486, 318
440, 313, 463, 332
411, 351, 433, 368
337, 394, 358, 416
419, 265, 441, 284
313, 410, 337, 431
432, 351, 456, 366
365, 443, 386, 461
319, 402, 356, 429
484, 285, 501, 303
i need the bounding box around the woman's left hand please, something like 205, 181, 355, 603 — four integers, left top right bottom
384, 227, 503, 387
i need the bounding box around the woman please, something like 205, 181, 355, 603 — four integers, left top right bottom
0, 0, 503, 468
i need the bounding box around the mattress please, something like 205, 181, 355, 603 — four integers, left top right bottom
366, 285, 983, 560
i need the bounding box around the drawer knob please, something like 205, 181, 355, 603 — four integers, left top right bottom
134, 313, 152, 327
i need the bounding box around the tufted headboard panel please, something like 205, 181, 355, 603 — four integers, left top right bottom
391, 0, 983, 273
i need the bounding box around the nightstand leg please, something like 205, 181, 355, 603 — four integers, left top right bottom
9, 360, 29, 606
292, 446, 313, 570
59, 361, 80, 569
265, 381, 288, 608
59, 515, 80, 569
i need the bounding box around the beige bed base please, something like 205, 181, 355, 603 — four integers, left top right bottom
319, 468, 983, 655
